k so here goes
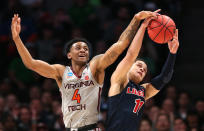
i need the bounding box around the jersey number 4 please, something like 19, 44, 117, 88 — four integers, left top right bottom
72, 89, 81, 104
133, 99, 144, 114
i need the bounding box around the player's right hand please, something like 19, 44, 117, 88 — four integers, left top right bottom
142, 17, 155, 28
135, 9, 161, 20
11, 14, 21, 40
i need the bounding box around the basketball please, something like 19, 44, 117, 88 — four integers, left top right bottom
147, 15, 176, 44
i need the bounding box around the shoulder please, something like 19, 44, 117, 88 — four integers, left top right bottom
90, 54, 104, 62
53, 64, 66, 70
53, 64, 66, 76
89, 54, 104, 70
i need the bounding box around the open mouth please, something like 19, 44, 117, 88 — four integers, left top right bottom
78, 54, 86, 58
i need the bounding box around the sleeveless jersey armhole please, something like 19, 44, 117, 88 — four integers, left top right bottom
87, 63, 103, 88
59, 66, 69, 89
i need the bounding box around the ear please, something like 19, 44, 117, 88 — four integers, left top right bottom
67, 52, 71, 59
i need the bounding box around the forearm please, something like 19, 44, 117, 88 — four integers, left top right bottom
127, 24, 146, 59
111, 25, 146, 82
151, 53, 176, 90
118, 15, 141, 48
13, 36, 34, 68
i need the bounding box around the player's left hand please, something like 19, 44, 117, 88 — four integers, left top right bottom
168, 29, 179, 54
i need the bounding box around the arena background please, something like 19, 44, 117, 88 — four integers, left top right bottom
0, 0, 203, 131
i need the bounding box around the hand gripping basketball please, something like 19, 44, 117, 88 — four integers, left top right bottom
147, 14, 176, 44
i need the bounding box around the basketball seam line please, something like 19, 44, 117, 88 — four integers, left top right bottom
148, 21, 162, 30
152, 15, 165, 41
165, 26, 175, 42
166, 25, 176, 38
153, 17, 171, 43
163, 19, 173, 43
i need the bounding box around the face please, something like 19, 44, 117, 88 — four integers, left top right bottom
162, 99, 174, 114
196, 101, 204, 113
68, 42, 89, 65
148, 106, 160, 122
174, 119, 187, 131
20, 108, 31, 122
187, 115, 198, 128
139, 120, 152, 131
166, 86, 177, 100
128, 60, 147, 83
178, 93, 189, 107
155, 115, 170, 131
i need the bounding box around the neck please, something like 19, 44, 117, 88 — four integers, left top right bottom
129, 76, 140, 85
71, 62, 86, 76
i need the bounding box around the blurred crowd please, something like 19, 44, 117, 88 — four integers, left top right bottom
0, 0, 203, 131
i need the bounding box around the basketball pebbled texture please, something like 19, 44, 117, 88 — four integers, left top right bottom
147, 15, 176, 44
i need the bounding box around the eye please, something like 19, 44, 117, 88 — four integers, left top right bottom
84, 48, 88, 51
76, 46, 80, 50
137, 64, 142, 68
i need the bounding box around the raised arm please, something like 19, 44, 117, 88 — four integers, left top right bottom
143, 29, 179, 100
11, 14, 64, 80
108, 18, 153, 96
92, 10, 160, 70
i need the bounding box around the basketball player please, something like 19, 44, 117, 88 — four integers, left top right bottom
106, 17, 179, 130
11, 10, 159, 130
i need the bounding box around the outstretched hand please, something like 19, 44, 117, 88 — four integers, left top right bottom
11, 14, 21, 40
142, 17, 155, 28
135, 9, 161, 20
168, 29, 179, 54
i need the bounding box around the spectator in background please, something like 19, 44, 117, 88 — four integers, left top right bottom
104, 6, 131, 43
154, 113, 171, 131
36, 26, 55, 62
68, 0, 96, 27
165, 85, 178, 101
0, 79, 13, 97
17, 106, 33, 131
195, 99, 204, 130
175, 91, 192, 120
29, 85, 41, 101
173, 117, 188, 131
29, 99, 43, 124
148, 105, 160, 123
41, 91, 53, 113
53, 8, 72, 41
5, 94, 18, 112
0, 121, 4, 131
144, 98, 156, 115
186, 111, 201, 131
2, 114, 16, 131
0, 97, 8, 122
161, 98, 175, 121
37, 122, 49, 131
139, 118, 152, 131
8, 42, 37, 90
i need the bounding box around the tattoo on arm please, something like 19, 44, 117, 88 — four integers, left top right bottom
105, 51, 118, 65
119, 17, 140, 42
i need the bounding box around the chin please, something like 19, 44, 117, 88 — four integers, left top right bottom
76, 60, 87, 65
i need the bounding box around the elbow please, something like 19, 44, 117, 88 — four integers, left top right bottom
24, 59, 36, 70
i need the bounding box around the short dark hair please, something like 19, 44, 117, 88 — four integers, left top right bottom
64, 38, 92, 56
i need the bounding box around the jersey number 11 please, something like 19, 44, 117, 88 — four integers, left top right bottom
133, 99, 144, 114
